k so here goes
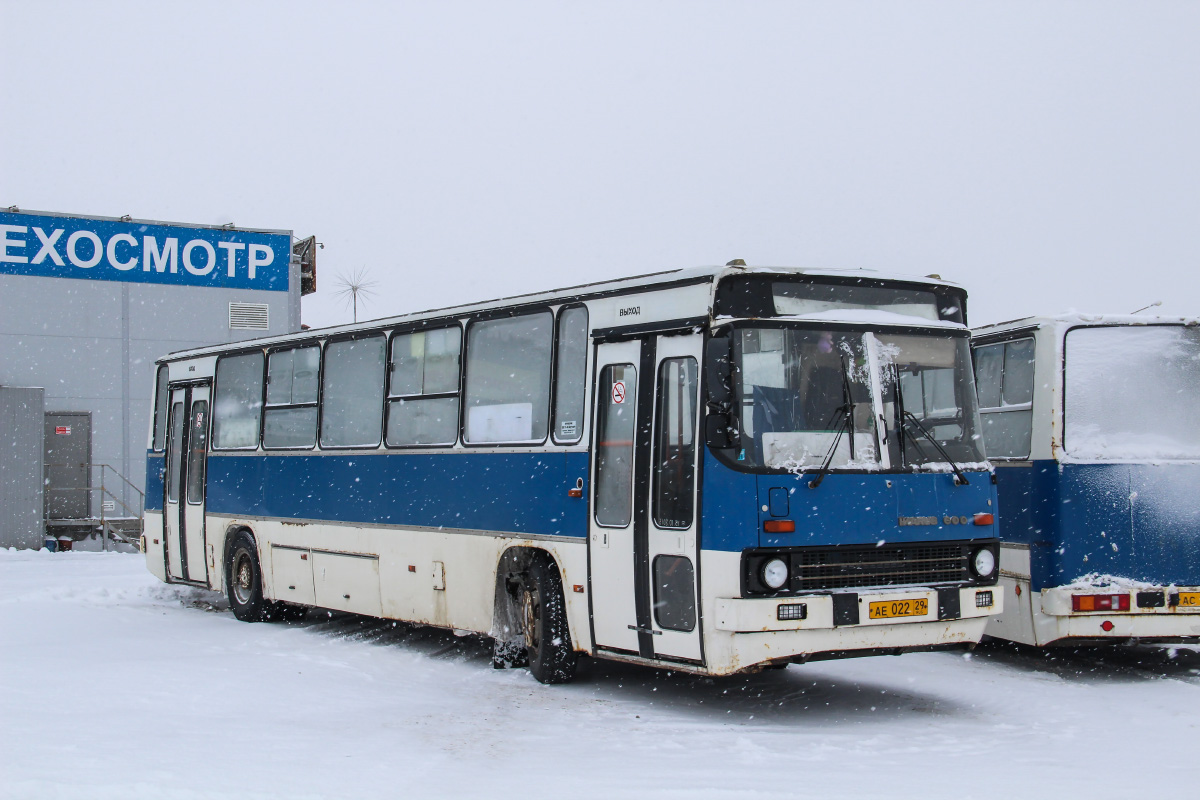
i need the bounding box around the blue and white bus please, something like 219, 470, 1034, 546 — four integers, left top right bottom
972, 315, 1200, 646
142, 264, 1002, 683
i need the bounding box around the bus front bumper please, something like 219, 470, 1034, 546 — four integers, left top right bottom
713, 585, 1000, 633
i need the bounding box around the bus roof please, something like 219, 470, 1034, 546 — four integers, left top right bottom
974, 313, 1200, 336
159, 264, 964, 362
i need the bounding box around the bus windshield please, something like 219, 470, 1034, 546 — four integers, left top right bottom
876, 334, 985, 469
1065, 325, 1200, 460
733, 327, 984, 471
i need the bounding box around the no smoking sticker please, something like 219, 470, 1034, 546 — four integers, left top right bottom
611, 381, 626, 404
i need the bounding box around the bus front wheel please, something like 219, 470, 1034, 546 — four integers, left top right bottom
520, 556, 578, 685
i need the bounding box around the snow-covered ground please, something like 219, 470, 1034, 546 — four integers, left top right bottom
2, 550, 1198, 799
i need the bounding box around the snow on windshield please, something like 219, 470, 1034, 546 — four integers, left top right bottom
1064, 325, 1200, 460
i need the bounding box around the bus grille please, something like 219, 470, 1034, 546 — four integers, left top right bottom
792, 543, 969, 591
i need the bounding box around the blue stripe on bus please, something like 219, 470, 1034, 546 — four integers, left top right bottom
145, 453, 164, 511
148, 447, 1004, 553
995, 461, 1200, 590
197, 451, 592, 539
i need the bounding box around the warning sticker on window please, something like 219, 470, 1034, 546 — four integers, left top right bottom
559, 420, 578, 438
612, 381, 626, 404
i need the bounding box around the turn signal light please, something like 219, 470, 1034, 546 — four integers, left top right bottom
763, 520, 795, 533
973, 513, 994, 526
1072, 593, 1131, 612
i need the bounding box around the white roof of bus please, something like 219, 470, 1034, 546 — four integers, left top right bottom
973, 313, 1200, 335
161, 264, 964, 361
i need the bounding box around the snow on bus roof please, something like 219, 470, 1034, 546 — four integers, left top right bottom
973, 312, 1200, 334
159, 264, 964, 362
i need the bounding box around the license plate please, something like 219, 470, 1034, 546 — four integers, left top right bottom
1178, 592, 1200, 608
868, 597, 930, 620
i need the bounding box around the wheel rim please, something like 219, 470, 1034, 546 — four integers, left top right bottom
233, 551, 254, 605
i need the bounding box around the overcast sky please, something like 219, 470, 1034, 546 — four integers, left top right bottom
3, 1, 1197, 328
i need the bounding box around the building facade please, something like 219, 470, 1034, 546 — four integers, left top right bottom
0, 208, 307, 546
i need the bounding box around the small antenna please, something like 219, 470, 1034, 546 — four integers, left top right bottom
1130, 300, 1162, 314
333, 267, 378, 323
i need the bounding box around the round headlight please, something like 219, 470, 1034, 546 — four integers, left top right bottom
762, 558, 789, 590
972, 548, 996, 578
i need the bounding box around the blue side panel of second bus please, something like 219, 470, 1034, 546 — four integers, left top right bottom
152, 452, 592, 539
994, 461, 1200, 590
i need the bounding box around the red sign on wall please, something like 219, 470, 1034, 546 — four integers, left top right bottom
55, 426, 71, 435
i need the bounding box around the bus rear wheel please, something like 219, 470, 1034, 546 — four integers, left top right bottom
520, 556, 578, 685
227, 531, 268, 622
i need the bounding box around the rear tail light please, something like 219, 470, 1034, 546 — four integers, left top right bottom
763, 520, 795, 533
973, 513, 994, 526
1072, 593, 1131, 612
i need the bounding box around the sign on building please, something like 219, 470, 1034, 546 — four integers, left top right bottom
0, 210, 291, 292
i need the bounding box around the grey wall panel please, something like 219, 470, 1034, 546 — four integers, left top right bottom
0, 387, 45, 549
0, 333, 125, 400
127, 282, 291, 342
0, 276, 125, 338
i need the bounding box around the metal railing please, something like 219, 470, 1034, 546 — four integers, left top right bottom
43, 463, 145, 551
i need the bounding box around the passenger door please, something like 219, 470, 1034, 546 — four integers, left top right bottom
588, 340, 644, 655
588, 333, 704, 664
164, 383, 211, 584
645, 334, 703, 661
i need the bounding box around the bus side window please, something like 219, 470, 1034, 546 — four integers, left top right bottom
321, 336, 386, 448
167, 402, 185, 502
152, 365, 169, 452
186, 401, 209, 504
653, 357, 698, 529
463, 312, 553, 444
594, 364, 636, 527
553, 306, 588, 444
387, 327, 462, 447
975, 339, 1035, 459
213, 352, 264, 450
264, 345, 321, 449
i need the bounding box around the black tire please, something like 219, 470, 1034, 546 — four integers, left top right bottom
520, 555, 578, 684
226, 530, 268, 622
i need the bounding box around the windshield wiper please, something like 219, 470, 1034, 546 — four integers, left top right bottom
806, 409, 849, 489
902, 410, 970, 486
808, 355, 855, 490
889, 362, 969, 486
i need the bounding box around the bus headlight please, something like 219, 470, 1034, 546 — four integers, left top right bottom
762, 558, 789, 590
972, 548, 996, 579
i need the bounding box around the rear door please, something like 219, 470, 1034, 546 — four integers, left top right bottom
164, 384, 211, 584
182, 386, 211, 584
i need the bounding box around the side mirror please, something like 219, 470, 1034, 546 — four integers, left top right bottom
705, 412, 737, 450
706, 334, 733, 406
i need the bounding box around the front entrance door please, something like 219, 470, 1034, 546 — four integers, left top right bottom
164, 384, 210, 584
589, 333, 704, 663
